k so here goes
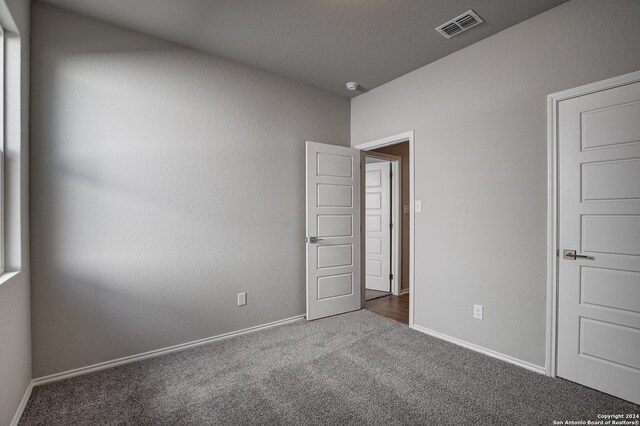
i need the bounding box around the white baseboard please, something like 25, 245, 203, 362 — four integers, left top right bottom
10, 381, 33, 426
410, 324, 546, 375
399, 288, 410, 295
32, 314, 305, 387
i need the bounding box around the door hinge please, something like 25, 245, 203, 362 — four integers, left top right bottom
390, 170, 393, 178
389, 223, 393, 230
389, 273, 393, 280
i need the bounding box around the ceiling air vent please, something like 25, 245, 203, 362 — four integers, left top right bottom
435, 10, 483, 39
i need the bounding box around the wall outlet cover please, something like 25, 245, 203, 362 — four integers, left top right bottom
473, 304, 483, 320
415, 200, 422, 213
238, 292, 247, 306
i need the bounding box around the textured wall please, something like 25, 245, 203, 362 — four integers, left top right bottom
0, 0, 31, 423
371, 143, 409, 292
30, 3, 349, 377
351, 0, 640, 367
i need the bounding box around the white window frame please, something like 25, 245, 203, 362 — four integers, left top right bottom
0, 23, 5, 274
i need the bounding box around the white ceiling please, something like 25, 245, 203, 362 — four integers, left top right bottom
39, 0, 569, 98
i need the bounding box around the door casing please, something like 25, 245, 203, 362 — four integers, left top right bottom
546, 69, 640, 377
355, 131, 415, 327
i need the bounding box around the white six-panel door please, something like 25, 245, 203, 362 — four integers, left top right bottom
365, 162, 391, 292
557, 81, 640, 404
306, 142, 361, 320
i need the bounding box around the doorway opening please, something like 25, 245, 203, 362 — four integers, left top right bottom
356, 133, 414, 326
364, 153, 398, 301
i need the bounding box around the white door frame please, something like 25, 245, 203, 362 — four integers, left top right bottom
355, 131, 415, 327
546, 70, 640, 377
366, 152, 402, 295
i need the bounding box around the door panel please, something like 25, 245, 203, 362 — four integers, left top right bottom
580, 319, 640, 370
582, 100, 640, 149
557, 80, 640, 404
366, 215, 381, 231
582, 215, 640, 256
317, 184, 352, 207
582, 159, 640, 200
317, 153, 353, 177
317, 273, 353, 300
366, 169, 382, 186
365, 162, 391, 292
581, 267, 640, 313
366, 192, 382, 208
317, 215, 352, 237
306, 142, 361, 320
366, 237, 382, 254
317, 245, 352, 269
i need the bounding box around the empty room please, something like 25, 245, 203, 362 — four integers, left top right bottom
1, 0, 640, 424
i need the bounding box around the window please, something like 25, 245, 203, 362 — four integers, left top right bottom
0, 7, 26, 281
0, 23, 4, 274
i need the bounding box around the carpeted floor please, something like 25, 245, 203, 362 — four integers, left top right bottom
365, 289, 390, 301
20, 310, 638, 425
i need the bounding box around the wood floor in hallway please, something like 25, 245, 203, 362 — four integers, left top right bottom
364, 293, 409, 324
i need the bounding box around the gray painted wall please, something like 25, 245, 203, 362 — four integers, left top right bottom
0, 0, 30, 423
351, 0, 640, 367
30, 3, 349, 378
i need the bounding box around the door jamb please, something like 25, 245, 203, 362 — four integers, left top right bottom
546, 70, 640, 378
355, 131, 415, 327
365, 152, 402, 295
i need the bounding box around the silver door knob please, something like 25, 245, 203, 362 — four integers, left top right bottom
306, 236, 323, 243
563, 249, 590, 260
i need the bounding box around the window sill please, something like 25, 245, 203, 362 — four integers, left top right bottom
0, 270, 21, 286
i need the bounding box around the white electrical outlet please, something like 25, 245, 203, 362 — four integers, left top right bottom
473, 304, 483, 320
415, 200, 422, 213
238, 292, 247, 306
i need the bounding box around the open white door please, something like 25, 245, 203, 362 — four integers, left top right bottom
365, 161, 391, 292
306, 142, 361, 321
557, 80, 640, 404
